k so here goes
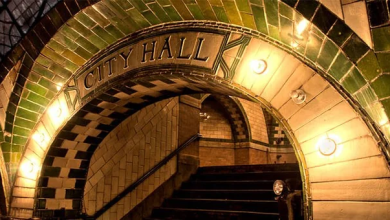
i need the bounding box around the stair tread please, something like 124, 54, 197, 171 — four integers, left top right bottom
178, 189, 273, 192
154, 207, 279, 215
166, 198, 277, 203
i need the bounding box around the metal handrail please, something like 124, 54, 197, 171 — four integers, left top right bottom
92, 133, 202, 218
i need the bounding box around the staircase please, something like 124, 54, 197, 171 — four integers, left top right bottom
145, 163, 301, 220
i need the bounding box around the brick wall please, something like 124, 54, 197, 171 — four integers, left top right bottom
238, 98, 268, 143
199, 96, 296, 166
83, 97, 179, 219
200, 97, 233, 140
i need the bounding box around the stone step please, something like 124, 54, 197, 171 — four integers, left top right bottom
197, 163, 300, 174
191, 171, 300, 181
150, 207, 279, 220
181, 180, 275, 190
172, 189, 276, 200
162, 198, 278, 213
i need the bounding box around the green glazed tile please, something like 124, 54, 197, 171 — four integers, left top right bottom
327, 20, 352, 47
92, 26, 117, 44
223, 1, 243, 25
1, 143, 11, 152
46, 91, 55, 100
105, 25, 125, 39
371, 74, 390, 98
111, 17, 134, 34
171, 0, 193, 20
197, 0, 217, 20
142, 10, 161, 25
157, 0, 171, 6
47, 40, 65, 54
376, 52, 390, 72
209, 0, 223, 6
60, 25, 81, 41
213, 6, 229, 23
27, 92, 50, 106
41, 47, 66, 64
75, 36, 100, 54
268, 25, 280, 40
341, 67, 367, 94
252, 5, 268, 34
14, 117, 36, 129
128, 0, 148, 11
280, 16, 293, 45
16, 108, 39, 122
32, 63, 54, 79
317, 39, 338, 71
265, 0, 278, 26
241, 12, 256, 29
127, 8, 152, 27
26, 82, 48, 96
12, 136, 27, 145
49, 62, 73, 79
279, 2, 293, 19
61, 49, 85, 66
372, 26, 390, 52
84, 7, 110, 27
102, 0, 129, 18
163, 5, 183, 21
11, 145, 21, 153
342, 34, 369, 63
35, 56, 52, 68
329, 52, 352, 81
113, 0, 133, 11
74, 47, 93, 60
357, 51, 381, 81
3, 153, 10, 162
68, 19, 93, 38
305, 33, 322, 62
183, 0, 196, 3
186, 4, 206, 20
53, 33, 78, 51
236, 0, 251, 13
354, 86, 377, 108
13, 126, 31, 137
38, 77, 57, 92
148, 2, 171, 22
63, 59, 79, 73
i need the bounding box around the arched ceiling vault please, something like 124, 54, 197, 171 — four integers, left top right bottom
1, 0, 390, 219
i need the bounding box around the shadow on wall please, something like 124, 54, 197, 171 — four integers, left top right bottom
199, 95, 297, 167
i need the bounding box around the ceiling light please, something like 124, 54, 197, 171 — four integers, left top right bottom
33, 132, 45, 143
250, 59, 267, 74
290, 89, 306, 104
318, 138, 337, 156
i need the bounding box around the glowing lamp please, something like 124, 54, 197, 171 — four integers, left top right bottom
290, 89, 306, 104
318, 138, 337, 156
33, 132, 45, 143
21, 161, 35, 173
250, 59, 267, 74
273, 180, 286, 196
49, 106, 62, 118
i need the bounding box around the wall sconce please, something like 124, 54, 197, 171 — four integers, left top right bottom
21, 160, 35, 173
200, 112, 210, 121
49, 106, 62, 118
33, 131, 45, 143
250, 59, 267, 74
290, 89, 306, 104
318, 138, 337, 156
56, 83, 63, 91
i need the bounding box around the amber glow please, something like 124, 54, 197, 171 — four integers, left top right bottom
316, 134, 342, 157
33, 131, 45, 143
250, 59, 267, 74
